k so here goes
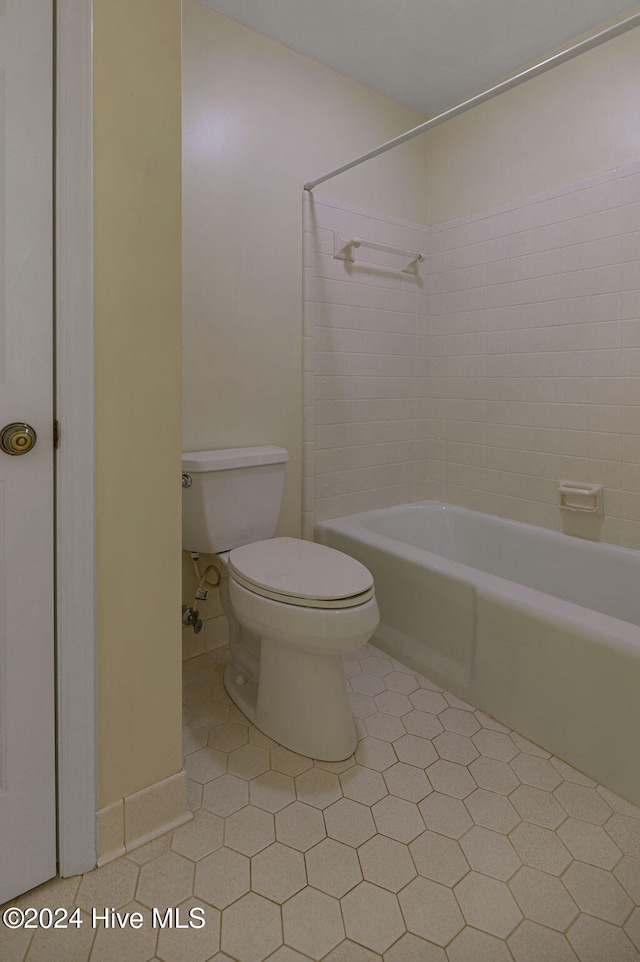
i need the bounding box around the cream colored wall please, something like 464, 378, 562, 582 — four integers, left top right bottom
182, 0, 429, 623
182, 1, 429, 538
427, 24, 640, 224
93, 0, 183, 807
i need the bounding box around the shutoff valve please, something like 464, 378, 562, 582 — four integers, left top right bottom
182, 605, 203, 634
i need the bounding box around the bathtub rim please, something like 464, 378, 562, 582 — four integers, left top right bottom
315, 500, 640, 650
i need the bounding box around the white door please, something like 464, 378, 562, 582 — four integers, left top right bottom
0, 0, 56, 902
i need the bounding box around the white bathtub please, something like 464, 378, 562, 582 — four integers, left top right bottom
316, 502, 640, 806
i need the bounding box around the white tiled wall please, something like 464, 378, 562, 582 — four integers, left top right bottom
303, 162, 640, 549
424, 162, 640, 548
302, 194, 429, 537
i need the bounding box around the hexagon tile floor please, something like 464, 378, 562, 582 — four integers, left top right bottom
3, 644, 640, 962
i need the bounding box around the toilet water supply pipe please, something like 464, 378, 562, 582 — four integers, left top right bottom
191, 552, 222, 599
182, 553, 223, 633
303, 9, 640, 192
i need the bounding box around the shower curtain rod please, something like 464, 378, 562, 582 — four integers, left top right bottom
303, 10, 640, 192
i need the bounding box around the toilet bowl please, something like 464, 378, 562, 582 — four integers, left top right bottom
223, 537, 379, 759
182, 446, 380, 759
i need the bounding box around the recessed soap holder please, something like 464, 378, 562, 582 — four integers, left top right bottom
559, 481, 603, 514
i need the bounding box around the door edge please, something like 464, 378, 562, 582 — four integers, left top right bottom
55, 0, 96, 877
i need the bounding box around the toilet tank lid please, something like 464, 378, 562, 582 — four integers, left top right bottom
182, 445, 289, 473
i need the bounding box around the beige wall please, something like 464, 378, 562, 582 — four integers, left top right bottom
181, 0, 429, 622
427, 24, 640, 224
182, 1, 429, 541
93, 0, 183, 807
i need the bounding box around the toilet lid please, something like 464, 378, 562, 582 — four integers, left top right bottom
228, 538, 375, 609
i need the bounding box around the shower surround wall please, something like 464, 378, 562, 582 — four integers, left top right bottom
302, 194, 429, 538
303, 160, 640, 550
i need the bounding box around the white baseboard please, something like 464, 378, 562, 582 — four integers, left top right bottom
96, 770, 191, 867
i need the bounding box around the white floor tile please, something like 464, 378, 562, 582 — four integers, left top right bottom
3, 644, 640, 962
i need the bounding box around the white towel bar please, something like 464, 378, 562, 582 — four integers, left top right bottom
334, 234, 424, 273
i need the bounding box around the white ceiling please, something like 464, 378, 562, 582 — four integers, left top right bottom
196, 0, 638, 118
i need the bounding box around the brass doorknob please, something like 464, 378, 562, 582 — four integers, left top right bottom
1, 422, 37, 455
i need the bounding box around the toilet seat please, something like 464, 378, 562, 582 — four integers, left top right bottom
228, 537, 375, 609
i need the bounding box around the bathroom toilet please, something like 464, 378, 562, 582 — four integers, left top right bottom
182, 445, 379, 760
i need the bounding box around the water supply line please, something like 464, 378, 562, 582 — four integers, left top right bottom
182, 552, 223, 634
191, 551, 222, 594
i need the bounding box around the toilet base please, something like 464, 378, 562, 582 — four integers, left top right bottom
224, 640, 357, 761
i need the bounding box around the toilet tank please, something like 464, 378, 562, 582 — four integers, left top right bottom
182, 445, 289, 553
